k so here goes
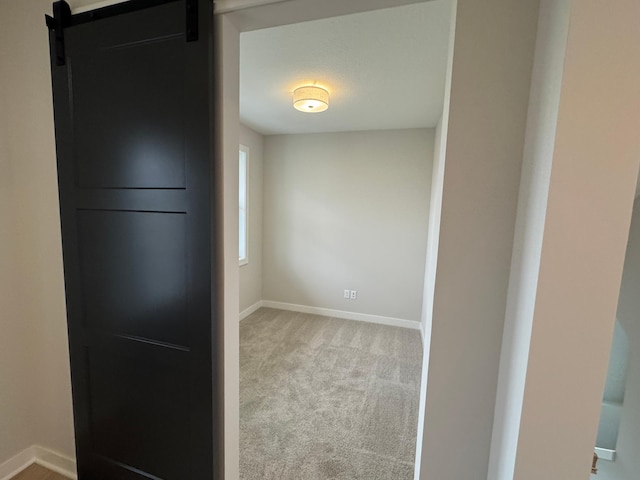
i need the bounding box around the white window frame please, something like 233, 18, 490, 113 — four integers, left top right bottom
239, 145, 249, 266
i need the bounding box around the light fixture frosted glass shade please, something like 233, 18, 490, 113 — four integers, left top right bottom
293, 86, 329, 113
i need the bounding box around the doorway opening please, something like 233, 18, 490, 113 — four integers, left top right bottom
233, 2, 453, 478
592, 178, 640, 479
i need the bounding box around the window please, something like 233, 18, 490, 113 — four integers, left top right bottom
239, 145, 249, 265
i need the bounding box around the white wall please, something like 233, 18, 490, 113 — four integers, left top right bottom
0, 213, 36, 462
239, 124, 264, 313
418, 0, 540, 478
487, 1, 570, 478
0, 0, 75, 464
592, 198, 640, 480
0, 32, 36, 462
262, 129, 433, 323
0, 192, 35, 464
511, 0, 640, 477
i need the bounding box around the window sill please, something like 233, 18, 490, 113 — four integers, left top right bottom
595, 447, 616, 462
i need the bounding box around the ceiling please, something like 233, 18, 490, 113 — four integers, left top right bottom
240, 0, 452, 135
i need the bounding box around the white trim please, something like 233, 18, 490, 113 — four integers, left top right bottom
71, 0, 286, 16
238, 144, 250, 266
240, 300, 264, 320
261, 300, 421, 330
0, 446, 35, 480
33, 446, 77, 479
72, 0, 291, 16
419, 322, 425, 345
215, 0, 290, 14
595, 447, 616, 462
71, 0, 129, 14
0, 446, 76, 480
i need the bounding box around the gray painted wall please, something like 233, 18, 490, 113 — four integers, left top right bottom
0, 21, 35, 461
602, 323, 630, 405
262, 129, 433, 323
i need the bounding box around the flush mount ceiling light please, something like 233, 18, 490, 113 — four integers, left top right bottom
293, 86, 329, 113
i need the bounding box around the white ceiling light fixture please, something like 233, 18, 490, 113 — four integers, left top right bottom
293, 86, 329, 113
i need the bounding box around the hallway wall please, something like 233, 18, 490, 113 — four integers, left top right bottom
0, 36, 36, 462
0, 0, 76, 464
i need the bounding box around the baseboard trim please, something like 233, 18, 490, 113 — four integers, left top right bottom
33, 446, 77, 479
0, 447, 35, 480
0, 446, 76, 480
240, 300, 264, 321
261, 300, 421, 330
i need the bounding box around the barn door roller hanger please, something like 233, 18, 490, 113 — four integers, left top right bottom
45, 1, 71, 67
45, 0, 199, 67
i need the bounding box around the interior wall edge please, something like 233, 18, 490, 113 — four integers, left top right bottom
216, 12, 242, 480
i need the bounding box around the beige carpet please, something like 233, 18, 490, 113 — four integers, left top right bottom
240, 308, 423, 480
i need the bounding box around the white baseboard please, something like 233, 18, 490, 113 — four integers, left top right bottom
0, 447, 35, 480
240, 300, 264, 321
261, 300, 421, 331
0, 446, 76, 480
33, 446, 77, 479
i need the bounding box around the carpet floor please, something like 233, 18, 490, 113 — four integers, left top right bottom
240, 308, 423, 480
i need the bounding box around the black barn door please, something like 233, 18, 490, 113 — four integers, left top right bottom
46, 1, 218, 479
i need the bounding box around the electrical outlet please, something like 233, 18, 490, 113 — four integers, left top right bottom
344, 289, 350, 299
350, 290, 357, 300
